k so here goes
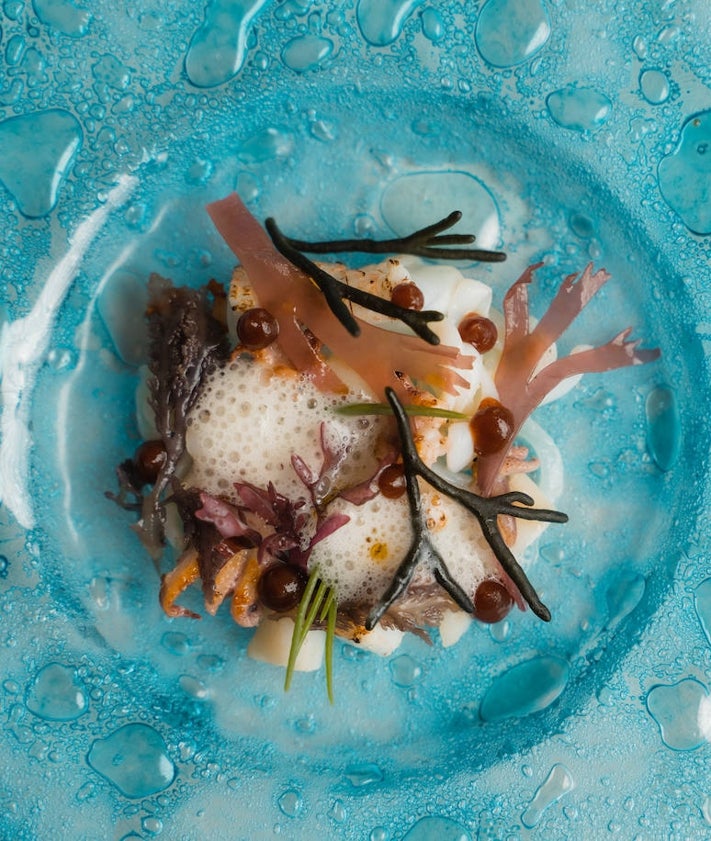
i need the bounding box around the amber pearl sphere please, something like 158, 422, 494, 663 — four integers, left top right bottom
133, 440, 167, 485
458, 314, 498, 353
377, 464, 407, 499
473, 579, 513, 623
470, 398, 515, 456
258, 564, 307, 612
237, 307, 279, 350
391, 282, 425, 311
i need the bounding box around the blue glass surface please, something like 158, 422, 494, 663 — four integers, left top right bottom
0, 1, 710, 838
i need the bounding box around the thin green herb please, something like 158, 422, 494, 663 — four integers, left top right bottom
284, 567, 338, 702
325, 596, 337, 704
335, 402, 468, 420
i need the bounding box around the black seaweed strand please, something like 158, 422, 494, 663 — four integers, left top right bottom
265, 217, 445, 344
283, 211, 507, 263
365, 388, 569, 630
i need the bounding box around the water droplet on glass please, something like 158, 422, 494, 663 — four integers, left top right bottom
370, 829, 389, 841
277, 788, 303, 817
539, 542, 565, 565
141, 815, 163, 835
657, 24, 680, 45
701, 795, 711, 825
647, 678, 711, 750
237, 126, 294, 164
281, 34, 333, 72
489, 619, 510, 642
5, 34, 26, 66
356, 0, 424, 47
569, 212, 595, 239
97, 272, 149, 366
606, 573, 645, 628
658, 110, 711, 235
341, 642, 369, 661
3, 1, 23, 21
588, 459, 610, 479
184, 0, 272, 87
479, 655, 569, 721
639, 69, 670, 104
93, 54, 130, 90
87, 723, 176, 797
521, 764, 575, 828
179, 675, 210, 700
345, 762, 384, 788
632, 35, 647, 59
309, 119, 336, 143
389, 654, 422, 687
75, 781, 95, 802
293, 714, 317, 734
694, 579, 711, 647
0, 109, 82, 218
46, 346, 77, 372
161, 631, 191, 655
329, 799, 347, 822
381, 170, 501, 251
402, 815, 472, 840
197, 654, 225, 673
186, 158, 214, 185
421, 8, 444, 42
645, 385, 680, 471
235, 170, 260, 202
475, 0, 550, 68
546, 87, 611, 133
33, 0, 91, 37
25, 663, 88, 721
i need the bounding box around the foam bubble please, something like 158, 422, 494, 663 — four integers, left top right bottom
185, 358, 386, 506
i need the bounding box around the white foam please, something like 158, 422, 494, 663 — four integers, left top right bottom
183, 258, 549, 623
185, 358, 386, 504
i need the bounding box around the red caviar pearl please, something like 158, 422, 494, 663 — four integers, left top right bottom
469, 398, 515, 456
390, 282, 424, 311
237, 307, 279, 350
458, 314, 498, 353
473, 579, 513, 623
258, 564, 307, 612
133, 440, 167, 485
377, 464, 407, 499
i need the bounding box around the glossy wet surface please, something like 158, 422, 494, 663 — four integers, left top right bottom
1, 1, 710, 838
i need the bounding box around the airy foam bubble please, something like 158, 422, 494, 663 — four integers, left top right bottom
185, 358, 387, 505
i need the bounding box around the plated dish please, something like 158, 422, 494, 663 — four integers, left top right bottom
0, 1, 710, 839
112, 193, 658, 705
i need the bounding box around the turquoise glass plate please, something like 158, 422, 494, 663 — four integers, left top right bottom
1, 2, 710, 838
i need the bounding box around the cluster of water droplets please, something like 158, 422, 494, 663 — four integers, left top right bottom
1, 0, 710, 837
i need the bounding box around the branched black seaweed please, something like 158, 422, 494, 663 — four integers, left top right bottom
283, 211, 507, 263
365, 388, 569, 630
265, 213, 505, 345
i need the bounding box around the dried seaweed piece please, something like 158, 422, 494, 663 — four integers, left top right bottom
207, 194, 471, 400
281, 210, 506, 263
477, 263, 661, 494
266, 216, 445, 343
365, 388, 569, 630
266, 212, 504, 343
136, 275, 229, 559
336, 583, 461, 644
105, 458, 144, 512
